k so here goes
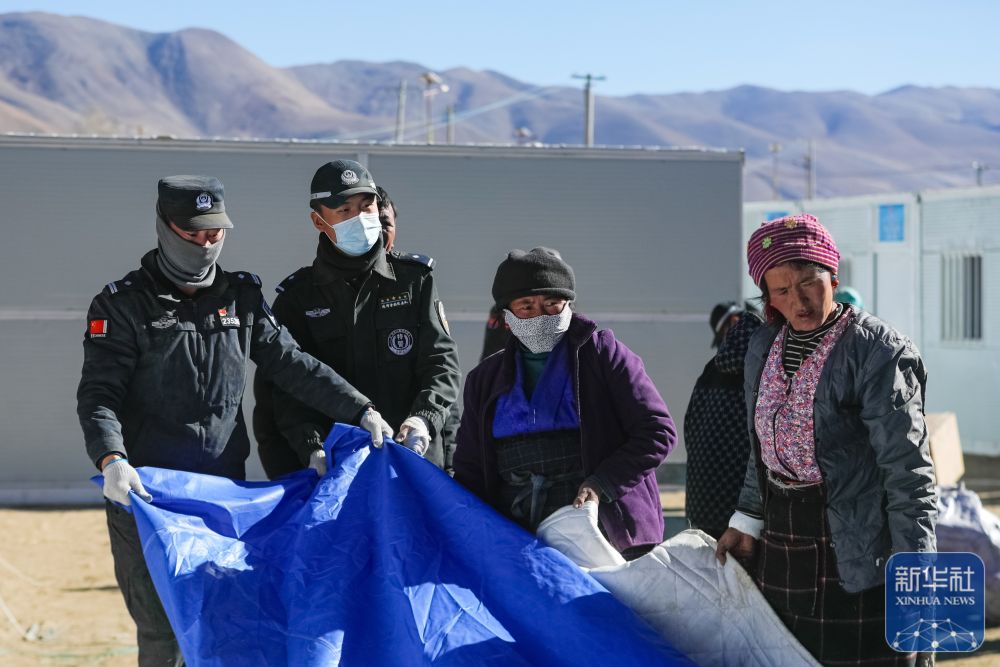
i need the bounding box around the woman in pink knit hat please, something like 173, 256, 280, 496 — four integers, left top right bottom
716, 214, 936, 665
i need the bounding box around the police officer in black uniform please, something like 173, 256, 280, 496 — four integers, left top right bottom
380, 184, 462, 474
77, 175, 394, 666
253, 160, 460, 477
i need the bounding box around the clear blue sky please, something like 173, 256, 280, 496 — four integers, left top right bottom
2, 0, 997, 97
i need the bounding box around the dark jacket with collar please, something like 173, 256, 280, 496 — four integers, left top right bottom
77, 249, 370, 479
736, 306, 937, 592
684, 312, 761, 534
254, 240, 461, 473
453, 313, 675, 551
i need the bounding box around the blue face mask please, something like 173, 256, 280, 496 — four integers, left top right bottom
321, 211, 382, 256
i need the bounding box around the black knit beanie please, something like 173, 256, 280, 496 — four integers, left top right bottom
709, 301, 742, 348
491, 247, 576, 307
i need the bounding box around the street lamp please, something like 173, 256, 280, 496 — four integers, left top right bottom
514, 127, 535, 146
420, 72, 449, 144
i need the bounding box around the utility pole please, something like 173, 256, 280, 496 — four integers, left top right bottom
973, 161, 990, 186
572, 73, 605, 147
769, 143, 782, 199
394, 80, 407, 142
446, 105, 455, 145
804, 140, 815, 199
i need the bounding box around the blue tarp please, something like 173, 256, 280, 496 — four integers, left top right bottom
103, 425, 692, 666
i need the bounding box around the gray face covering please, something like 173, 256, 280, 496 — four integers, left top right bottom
503, 306, 573, 353
154, 214, 224, 291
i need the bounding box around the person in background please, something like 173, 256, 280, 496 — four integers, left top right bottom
78, 175, 391, 665
480, 303, 510, 360
453, 247, 676, 559
834, 285, 865, 310
684, 302, 762, 540
254, 160, 461, 476
376, 185, 397, 253
716, 213, 936, 666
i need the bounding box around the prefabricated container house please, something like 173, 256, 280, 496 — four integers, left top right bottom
745, 185, 1000, 456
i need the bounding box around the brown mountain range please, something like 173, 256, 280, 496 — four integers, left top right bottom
2, 11, 998, 200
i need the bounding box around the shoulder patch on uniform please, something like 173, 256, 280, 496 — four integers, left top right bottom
436, 300, 451, 336
391, 250, 435, 270
102, 272, 142, 296
275, 268, 310, 294
229, 271, 262, 286
88, 318, 109, 338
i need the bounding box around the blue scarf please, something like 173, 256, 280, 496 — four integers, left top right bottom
493, 339, 580, 439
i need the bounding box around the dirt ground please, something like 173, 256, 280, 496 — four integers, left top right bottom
0, 508, 136, 666
1, 493, 998, 665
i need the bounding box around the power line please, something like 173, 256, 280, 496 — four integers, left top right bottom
321, 85, 560, 143
746, 161, 980, 180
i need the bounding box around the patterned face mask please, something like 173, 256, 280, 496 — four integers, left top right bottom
503, 306, 572, 353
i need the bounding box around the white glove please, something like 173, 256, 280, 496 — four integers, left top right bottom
360, 407, 394, 447
394, 416, 431, 456
308, 449, 327, 477
102, 458, 152, 506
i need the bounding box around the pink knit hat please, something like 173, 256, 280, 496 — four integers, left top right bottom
746, 214, 840, 287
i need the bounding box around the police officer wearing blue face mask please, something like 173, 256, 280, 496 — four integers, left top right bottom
253, 160, 461, 477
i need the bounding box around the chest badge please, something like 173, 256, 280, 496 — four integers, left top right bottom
305, 307, 331, 318
150, 314, 178, 329
379, 292, 411, 309
387, 328, 414, 356
218, 307, 241, 327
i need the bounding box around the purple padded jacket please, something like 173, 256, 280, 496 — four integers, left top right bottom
453, 313, 676, 551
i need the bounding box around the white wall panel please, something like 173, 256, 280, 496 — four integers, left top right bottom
0, 137, 742, 501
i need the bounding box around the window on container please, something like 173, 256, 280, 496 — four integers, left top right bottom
941, 254, 983, 341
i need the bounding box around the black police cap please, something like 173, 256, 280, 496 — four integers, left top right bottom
157, 175, 233, 231
310, 160, 378, 208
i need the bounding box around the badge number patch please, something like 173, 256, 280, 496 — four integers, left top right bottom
388, 328, 414, 356
88, 319, 108, 338
217, 308, 240, 327
379, 292, 411, 309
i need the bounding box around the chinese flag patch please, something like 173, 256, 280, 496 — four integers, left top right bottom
88, 319, 108, 338
218, 308, 228, 317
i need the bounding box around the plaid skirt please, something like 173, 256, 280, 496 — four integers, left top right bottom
756, 479, 920, 666
496, 429, 584, 531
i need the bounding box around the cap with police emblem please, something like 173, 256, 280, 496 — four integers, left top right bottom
310, 160, 378, 208
157, 175, 233, 231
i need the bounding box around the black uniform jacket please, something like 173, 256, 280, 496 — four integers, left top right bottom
254, 246, 461, 473
77, 250, 371, 479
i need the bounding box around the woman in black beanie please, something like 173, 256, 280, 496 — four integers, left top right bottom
453, 247, 677, 558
